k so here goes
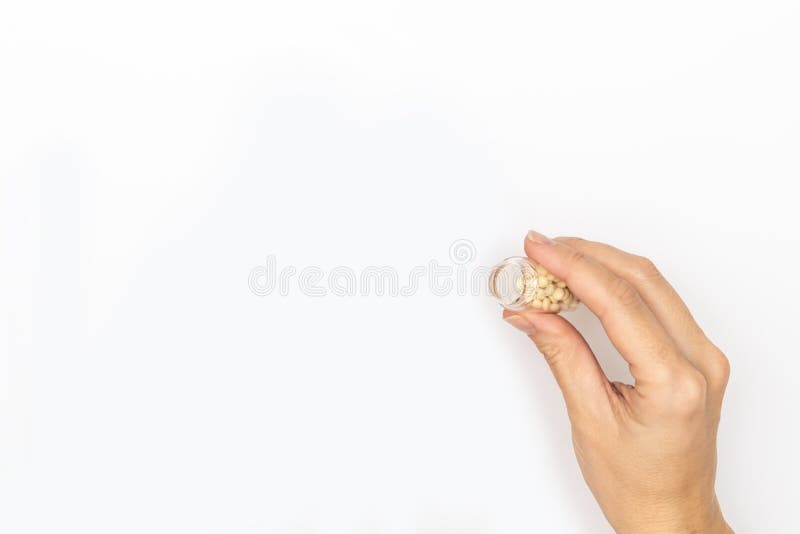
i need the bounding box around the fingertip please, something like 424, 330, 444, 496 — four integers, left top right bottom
502, 311, 537, 335
523, 231, 560, 270
526, 230, 555, 245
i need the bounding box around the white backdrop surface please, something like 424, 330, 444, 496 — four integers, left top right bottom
2, 1, 799, 532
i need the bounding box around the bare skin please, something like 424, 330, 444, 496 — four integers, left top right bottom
502, 231, 733, 534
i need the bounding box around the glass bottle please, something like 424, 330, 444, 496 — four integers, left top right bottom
488, 257, 578, 313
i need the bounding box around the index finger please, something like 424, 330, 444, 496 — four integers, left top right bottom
554, 236, 730, 392
524, 230, 683, 385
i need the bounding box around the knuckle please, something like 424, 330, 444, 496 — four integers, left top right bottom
706, 346, 731, 388
561, 248, 594, 282
630, 255, 662, 280
534, 334, 582, 368
666, 369, 707, 416
564, 248, 592, 272
535, 339, 569, 366
608, 276, 641, 308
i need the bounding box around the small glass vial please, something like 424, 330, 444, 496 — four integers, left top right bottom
488, 257, 578, 313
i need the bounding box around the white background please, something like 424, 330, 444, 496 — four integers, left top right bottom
2, 1, 799, 532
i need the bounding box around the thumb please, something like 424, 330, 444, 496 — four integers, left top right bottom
503, 310, 609, 413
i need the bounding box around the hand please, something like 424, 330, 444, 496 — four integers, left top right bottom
502, 231, 732, 534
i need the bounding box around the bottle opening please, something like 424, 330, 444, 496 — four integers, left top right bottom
488, 257, 538, 311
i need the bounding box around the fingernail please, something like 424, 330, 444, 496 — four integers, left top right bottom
503, 314, 537, 335
527, 230, 554, 245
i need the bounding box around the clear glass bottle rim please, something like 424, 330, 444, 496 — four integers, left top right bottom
488, 256, 537, 311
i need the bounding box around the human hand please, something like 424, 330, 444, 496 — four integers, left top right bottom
502, 231, 732, 534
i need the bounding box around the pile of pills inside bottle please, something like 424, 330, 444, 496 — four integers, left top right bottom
488, 256, 578, 313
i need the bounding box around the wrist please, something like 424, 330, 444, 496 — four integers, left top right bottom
614, 496, 731, 534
